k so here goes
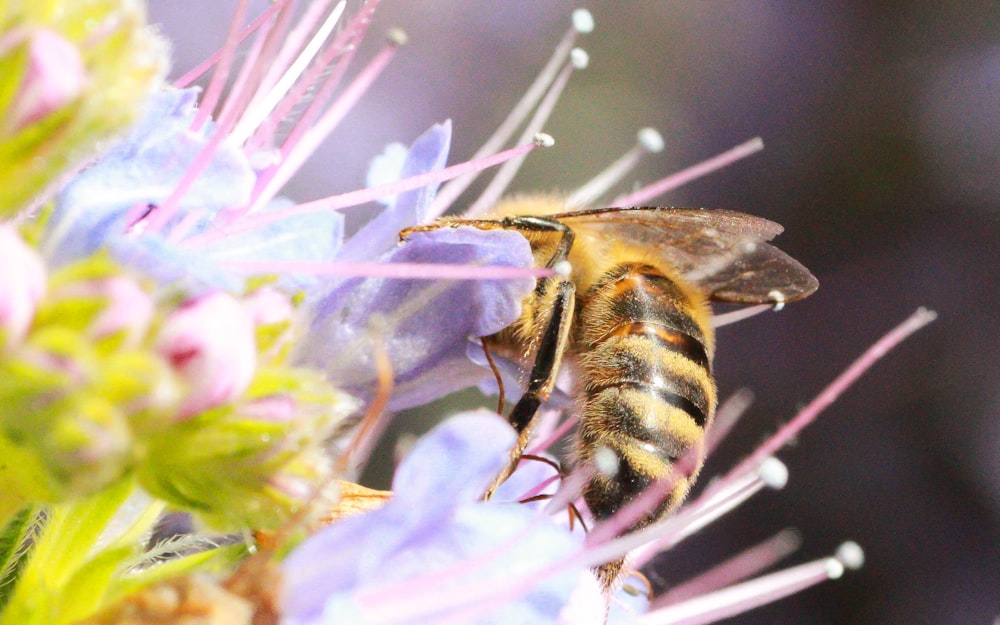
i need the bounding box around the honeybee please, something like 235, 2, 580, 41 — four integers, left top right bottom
401, 196, 817, 585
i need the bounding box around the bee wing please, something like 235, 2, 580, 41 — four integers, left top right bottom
551, 207, 818, 304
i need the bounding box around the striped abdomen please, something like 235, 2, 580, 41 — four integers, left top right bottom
575, 262, 717, 530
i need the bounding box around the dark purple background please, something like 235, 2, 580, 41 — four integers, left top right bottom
149, 2, 1000, 623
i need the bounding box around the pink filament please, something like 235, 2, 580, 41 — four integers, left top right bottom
221, 260, 551, 281
614, 138, 764, 207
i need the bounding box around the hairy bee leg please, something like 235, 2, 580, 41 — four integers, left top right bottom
486, 278, 576, 499
484, 216, 577, 499
507, 278, 576, 431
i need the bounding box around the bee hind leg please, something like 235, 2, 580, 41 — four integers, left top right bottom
484, 219, 576, 499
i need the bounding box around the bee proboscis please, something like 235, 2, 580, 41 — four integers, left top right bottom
401, 196, 818, 586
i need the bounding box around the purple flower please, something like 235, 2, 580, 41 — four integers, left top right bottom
41, 73, 532, 412
281, 411, 589, 625
43, 88, 344, 295
301, 223, 534, 411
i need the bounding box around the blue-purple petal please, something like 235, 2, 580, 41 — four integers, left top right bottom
108, 233, 243, 293
44, 88, 255, 267
300, 225, 533, 409
392, 411, 515, 508
205, 198, 344, 294
336, 121, 452, 262
281, 411, 586, 625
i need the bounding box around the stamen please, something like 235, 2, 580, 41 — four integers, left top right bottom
652, 528, 802, 607
464, 51, 586, 217
613, 137, 765, 207
712, 303, 772, 328
148, 3, 347, 237
187, 137, 552, 246
542, 466, 591, 519
726, 307, 937, 481
228, 1, 347, 146
173, 0, 292, 88
232, 0, 340, 137
212, 7, 283, 137
429, 10, 594, 217
526, 413, 579, 456
191, 0, 250, 132
552, 259, 573, 277
767, 289, 786, 311
704, 388, 754, 455
639, 545, 860, 625
220, 260, 551, 281
247, 29, 405, 213
248, 1, 383, 157
144, 127, 231, 234
585, 458, 786, 570
631, 459, 787, 569
567, 127, 665, 208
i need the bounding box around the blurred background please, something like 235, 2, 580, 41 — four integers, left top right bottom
148, 2, 999, 624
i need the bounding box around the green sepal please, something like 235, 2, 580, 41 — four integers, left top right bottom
0, 505, 43, 611
0, 477, 139, 625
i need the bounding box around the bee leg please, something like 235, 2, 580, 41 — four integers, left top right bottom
485, 216, 576, 499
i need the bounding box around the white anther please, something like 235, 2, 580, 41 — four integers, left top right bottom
835, 541, 865, 570
533, 132, 555, 148
385, 27, 408, 46
553, 260, 573, 277
570, 47, 589, 69
572, 9, 595, 34
758, 457, 788, 489
768, 289, 786, 311
824, 558, 846, 579
637, 127, 665, 153
594, 446, 620, 476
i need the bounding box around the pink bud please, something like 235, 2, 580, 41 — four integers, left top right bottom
7, 28, 86, 132
242, 286, 295, 327
156, 292, 256, 418
89, 276, 154, 344
0, 225, 46, 347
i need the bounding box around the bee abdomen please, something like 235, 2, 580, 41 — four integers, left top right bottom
576, 263, 717, 525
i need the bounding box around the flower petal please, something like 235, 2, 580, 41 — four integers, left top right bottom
392, 411, 515, 508
335, 121, 452, 262
44, 88, 255, 266
205, 197, 344, 294
281, 411, 586, 625
300, 225, 533, 409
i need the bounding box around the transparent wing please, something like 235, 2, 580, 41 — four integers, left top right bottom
546, 207, 818, 304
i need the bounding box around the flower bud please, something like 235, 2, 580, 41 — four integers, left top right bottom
0, 2, 167, 217
6, 28, 85, 132
156, 292, 256, 418
0, 225, 46, 348
87, 276, 154, 345
243, 286, 295, 327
